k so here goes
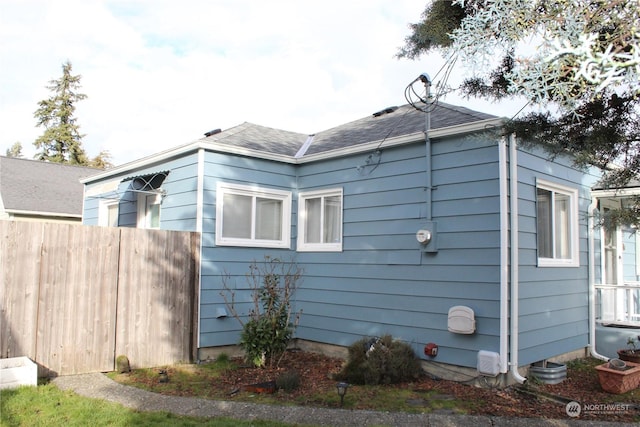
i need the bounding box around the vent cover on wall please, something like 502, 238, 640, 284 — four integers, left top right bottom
477, 350, 501, 376
447, 305, 476, 334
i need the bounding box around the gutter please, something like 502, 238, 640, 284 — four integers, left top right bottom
588, 196, 610, 361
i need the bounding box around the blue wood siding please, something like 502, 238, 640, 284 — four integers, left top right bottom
198, 151, 298, 348
515, 144, 599, 365
82, 133, 601, 371
82, 154, 200, 231
290, 136, 505, 368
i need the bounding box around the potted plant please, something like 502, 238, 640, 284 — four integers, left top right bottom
617, 336, 640, 363
595, 359, 640, 394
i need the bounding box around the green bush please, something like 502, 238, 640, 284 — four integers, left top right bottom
336, 335, 423, 385
276, 370, 301, 392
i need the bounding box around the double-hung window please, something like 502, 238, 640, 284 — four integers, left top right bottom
216, 182, 291, 248
536, 179, 579, 267
297, 188, 343, 252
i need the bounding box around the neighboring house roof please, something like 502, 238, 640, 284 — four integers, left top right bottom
81, 101, 503, 183
0, 156, 100, 217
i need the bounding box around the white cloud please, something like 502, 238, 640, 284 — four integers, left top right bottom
0, 0, 526, 166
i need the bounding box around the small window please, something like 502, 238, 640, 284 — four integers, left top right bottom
297, 188, 343, 252
99, 200, 119, 227
137, 193, 161, 229
216, 182, 291, 248
536, 179, 579, 267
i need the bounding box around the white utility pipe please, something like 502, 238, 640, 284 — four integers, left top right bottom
196, 148, 205, 351
588, 197, 610, 361
509, 134, 527, 383
498, 136, 509, 373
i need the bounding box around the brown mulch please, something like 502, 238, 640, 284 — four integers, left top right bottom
119, 350, 640, 423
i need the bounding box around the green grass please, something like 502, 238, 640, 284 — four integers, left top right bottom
0, 383, 304, 427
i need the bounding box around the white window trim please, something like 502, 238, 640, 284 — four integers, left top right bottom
137, 192, 162, 229
536, 179, 579, 267
98, 199, 119, 227
297, 188, 343, 252
215, 182, 291, 248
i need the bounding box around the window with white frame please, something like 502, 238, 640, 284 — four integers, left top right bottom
536, 179, 579, 267
99, 200, 119, 227
215, 182, 291, 248
297, 188, 343, 252
137, 193, 162, 229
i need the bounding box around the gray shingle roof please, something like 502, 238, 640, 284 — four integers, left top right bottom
0, 156, 100, 216
199, 102, 498, 158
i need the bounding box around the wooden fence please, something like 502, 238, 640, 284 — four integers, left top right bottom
0, 220, 199, 376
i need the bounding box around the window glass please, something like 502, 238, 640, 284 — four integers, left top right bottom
304, 198, 322, 243
222, 193, 251, 239
147, 196, 160, 229
255, 197, 282, 240
536, 188, 552, 258
324, 195, 342, 243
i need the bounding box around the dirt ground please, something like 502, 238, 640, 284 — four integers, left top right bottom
121, 350, 640, 423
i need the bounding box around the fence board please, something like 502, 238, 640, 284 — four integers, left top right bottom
0, 221, 42, 359
1, 221, 199, 375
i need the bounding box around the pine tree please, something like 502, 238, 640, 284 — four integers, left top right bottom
33, 61, 89, 165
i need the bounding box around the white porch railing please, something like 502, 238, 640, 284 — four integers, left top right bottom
595, 282, 640, 326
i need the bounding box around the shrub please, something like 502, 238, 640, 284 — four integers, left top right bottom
276, 370, 301, 392
221, 256, 303, 368
336, 335, 423, 385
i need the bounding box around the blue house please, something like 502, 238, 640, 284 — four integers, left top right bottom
82, 98, 628, 383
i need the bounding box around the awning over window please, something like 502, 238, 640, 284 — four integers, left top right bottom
121, 171, 169, 192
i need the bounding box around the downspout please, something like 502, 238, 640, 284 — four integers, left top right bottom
509, 134, 527, 383
498, 137, 509, 374
588, 196, 609, 360
196, 148, 205, 352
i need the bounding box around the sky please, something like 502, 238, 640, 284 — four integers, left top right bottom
0, 0, 528, 167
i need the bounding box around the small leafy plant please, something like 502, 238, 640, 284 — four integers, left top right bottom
626, 336, 640, 353
221, 256, 303, 368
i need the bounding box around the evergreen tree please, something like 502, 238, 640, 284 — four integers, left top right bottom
89, 150, 114, 169
5, 142, 23, 158
33, 61, 89, 165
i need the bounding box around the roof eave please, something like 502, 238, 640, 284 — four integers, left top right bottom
4, 209, 82, 218
81, 117, 506, 183
592, 188, 640, 198
297, 117, 506, 163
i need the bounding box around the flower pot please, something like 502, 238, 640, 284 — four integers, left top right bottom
617, 349, 640, 364
595, 360, 640, 394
